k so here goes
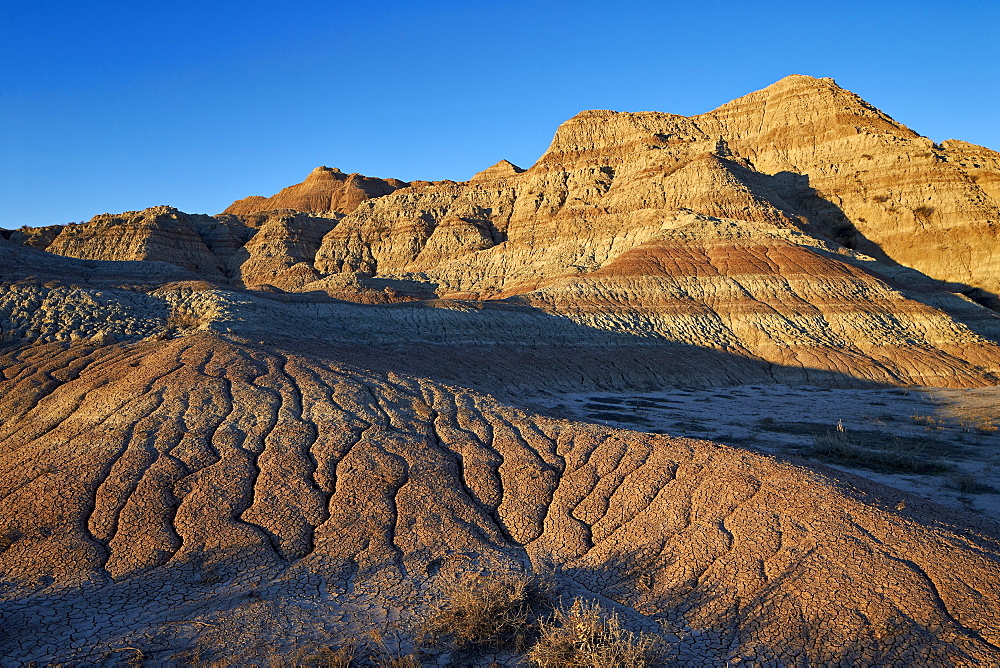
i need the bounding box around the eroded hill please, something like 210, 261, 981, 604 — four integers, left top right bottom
2, 335, 999, 665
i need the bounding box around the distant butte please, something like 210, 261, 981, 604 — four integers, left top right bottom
222, 165, 408, 216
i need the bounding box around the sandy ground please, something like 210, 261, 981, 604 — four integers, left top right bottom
535, 385, 1000, 523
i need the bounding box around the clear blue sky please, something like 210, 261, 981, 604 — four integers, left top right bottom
2, 0, 997, 228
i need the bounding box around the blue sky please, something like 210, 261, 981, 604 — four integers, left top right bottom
2, 0, 997, 227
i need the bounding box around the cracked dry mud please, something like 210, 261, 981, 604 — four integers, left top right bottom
2, 335, 1000, 665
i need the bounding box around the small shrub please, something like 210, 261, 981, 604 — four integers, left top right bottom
166, 305, 203, 332
872, 194, 891, 203
949, 473, 995, 495
975, 419, 998, 435
419, 572, 554, 652
911, 414, 945, 430
913, 205, 935, 219
528, 599, 665, 668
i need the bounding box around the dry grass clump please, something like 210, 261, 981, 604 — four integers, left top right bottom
275, 637, 418, 667
166, 305, 204, 332
286, 645, 356, 667
419, 572, 664, 665
419, 571, 555, 652
810, 430, 950, 475
910, 413, 945, 430
975, 419, 998, 435
949, 472, 996, 495
527, 599, 665, 668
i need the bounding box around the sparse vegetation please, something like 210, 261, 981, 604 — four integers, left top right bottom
419, 571, 555, 652
416, 571, 666, 667
279, 636, 420, 667
949, 472, 996, 495
527, 599, 665, 668
911, 413, 946, 430
166, 305, 204, 332
913, 205, 935, 219
809, 429, 951, 475
756, 418, 963, 470
975, 418, 999, 435
293, 646, 356, 667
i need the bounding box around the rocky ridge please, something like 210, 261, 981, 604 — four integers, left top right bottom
313, 76, 1000, 302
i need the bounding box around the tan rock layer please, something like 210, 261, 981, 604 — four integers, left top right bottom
3, 224, 64, 250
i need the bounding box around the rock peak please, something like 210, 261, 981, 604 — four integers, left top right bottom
306, 166, 345, 182
471, 159, 525, 181
772, 73, 838, 88
223, 167, 407, 216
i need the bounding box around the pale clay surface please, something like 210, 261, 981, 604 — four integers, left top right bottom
2, 75, 1000, 665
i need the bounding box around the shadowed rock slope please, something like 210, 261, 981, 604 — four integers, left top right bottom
1, 334, 999, 665
45, 206, 249, 278
3, 224, 1000, 390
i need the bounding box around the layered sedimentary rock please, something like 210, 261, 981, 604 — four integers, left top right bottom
3, 224, 64, 250
0, 234, 199, 287
5, 75, 1000, 666
315, 75, 1000, 300
35, 206, 341, 290
300, 76, 1000, 388
231, 210, 339, 289
45, 206, 236, 278
1, 335, 999, 665
223, 166, 407, 216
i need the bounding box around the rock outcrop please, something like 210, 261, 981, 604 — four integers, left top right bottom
223, 166, 408, 217
4, 224, 64, 250
231, 210, 339, 290
45, 206, 235, 278
34, 206, 340, 290
315, 75, 1000, 301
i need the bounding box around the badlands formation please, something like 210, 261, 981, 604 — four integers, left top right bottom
2, 75, 1000, 665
